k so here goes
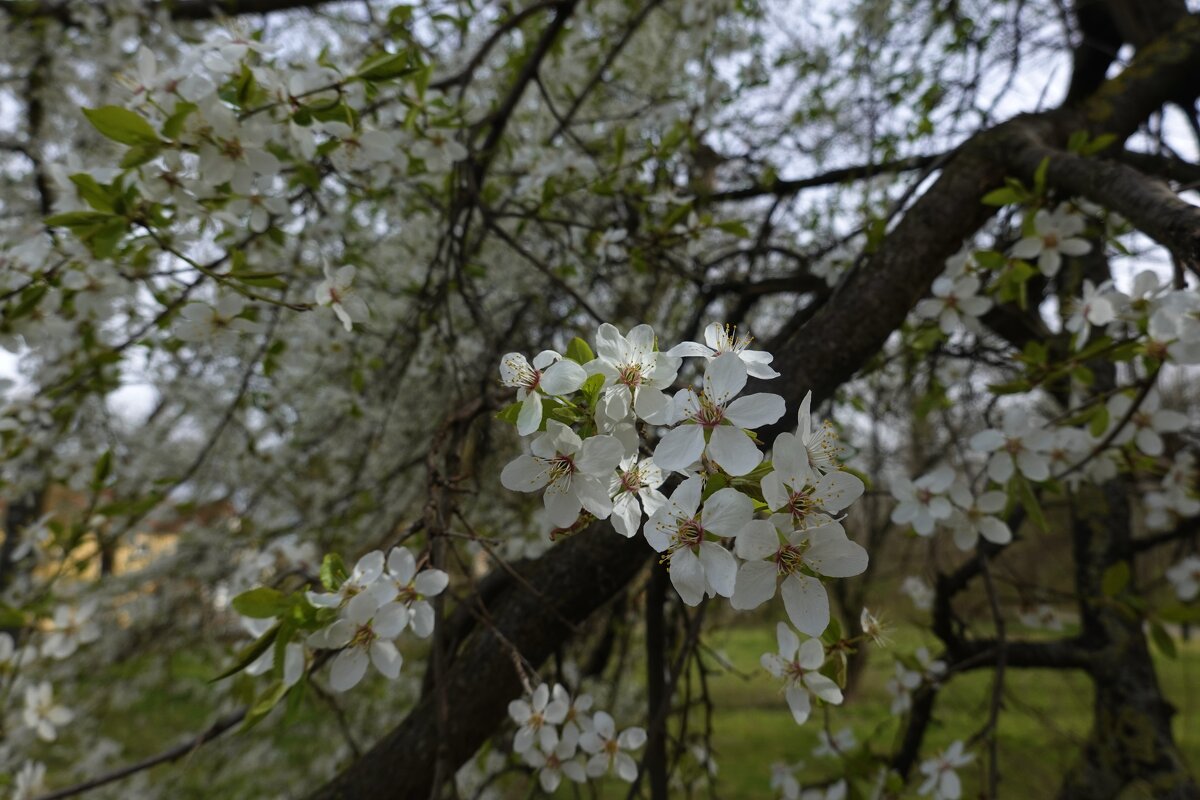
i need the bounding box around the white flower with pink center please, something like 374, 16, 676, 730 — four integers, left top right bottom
653, 353, 785, 476
500, 421, 624, 528
644, 476, 752, 605
499, 350, 587, 436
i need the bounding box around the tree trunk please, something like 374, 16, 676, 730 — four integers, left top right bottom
1059, 484, 1198, 799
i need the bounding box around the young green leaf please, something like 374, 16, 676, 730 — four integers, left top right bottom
83, 106, 161, 146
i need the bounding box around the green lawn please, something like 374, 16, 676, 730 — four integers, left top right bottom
695, 620, 1200, 799
53, 616, 1200, 799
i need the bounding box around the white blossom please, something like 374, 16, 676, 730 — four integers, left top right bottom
915, 274, 992, 334
42, 600, 101, 659
969, 415, 1053, 483
1010, 205, 1091, 277
508, 683, 569, 755
499, 350, 587, 436
1166, 556, 1200, 602
667, 321, 780, 379
580, 710, 645, 781
644, 476, 752, 605
732, 517, 867, 636
654, 353, 785, 476
588, 323, 680, 426
918, 740, 974, 800
306, 592, 407, 691
380, 546, 449, 638
1107, 391, 1189, 458
23, 682, 73, 742
314, 265, 369, 332
890, 465, 955, 536
947, 485, 1011, 549
608, 454, 668, 538
500, 421, 624, 528
761, 623, 843, 725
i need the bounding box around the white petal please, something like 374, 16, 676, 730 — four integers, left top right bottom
653, 425, 706, 473
516, 393, 543, 436
785, 685, 811, 725
805, 537, 868, 578
725, 393, 786, 429
669, 550, 706, 606
701, 487, 754, 537
781, 574, 830, 637
329, 648, 369, 692
414, 568, 449, 597
574, 475, 615, 519
704, 353, 748, 406
500, 455, 550, 492
370, 640, 403, 679
611, 493, 642, 538
579, 435, 624, 474
730, 560, 778, 609
634, 388, 673, 424
698, 542, 737, 597
540, 359, 587, 395
708, 426, 762, 477
776, 621, 800, 660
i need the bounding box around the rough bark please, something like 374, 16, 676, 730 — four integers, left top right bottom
1060, 484, 1197, 800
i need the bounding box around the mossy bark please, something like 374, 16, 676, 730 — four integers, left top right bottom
1058, 485, 1198, 800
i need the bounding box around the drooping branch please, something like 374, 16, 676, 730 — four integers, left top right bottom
704, 152, 945, 204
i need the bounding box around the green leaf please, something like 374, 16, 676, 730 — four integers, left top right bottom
580, 373, 605, 407
46, 210, 115, 229
1158, 604, 1200, 624
83, 106, 161, 146
232, 272, 287, 290
241, 680, 290, 730
1081, 133, 1117, 156
120, 144, 162, 169
162, 102, 198, 139
320, 553, 348, 591
232, 587, 289, 618
565, 337, 594, 365
981, 186, 1022, 207
973, 249, 1007, 270
212, 623, 278, 682
1101, 561, 1130, 597
1033, 156, 1050, 196
496, 402, 522, 426
1066, 130, 1089, 154
1149, 620, 1177, 659
1010, 473, 1047, 532
356, 51, 418, 81
1088, 404, 1110, 438
0, 603, 26, 628
92, 449, 113, 489
69, 174, 115, 213
715, 220, 752, 238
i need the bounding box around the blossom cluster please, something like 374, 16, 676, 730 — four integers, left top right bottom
223, 545, 448, 707
506, 682, 646, 791
498, 321, 873, 727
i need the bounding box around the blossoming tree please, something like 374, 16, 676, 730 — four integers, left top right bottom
1, 0, 1199, 798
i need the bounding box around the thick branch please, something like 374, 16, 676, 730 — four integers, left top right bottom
1014, 144, 1200, 269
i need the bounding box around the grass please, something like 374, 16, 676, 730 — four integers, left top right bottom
51, 614, 1200, 799
696, 619, 1200, 799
